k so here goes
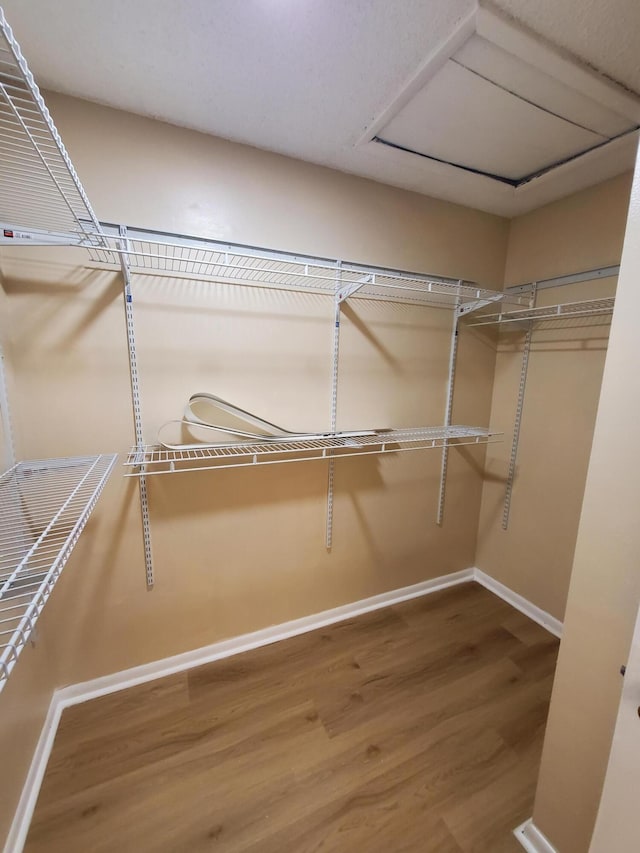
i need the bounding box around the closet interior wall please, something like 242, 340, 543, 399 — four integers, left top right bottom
531, 158, 640, 853
0, 92, 509, 844
476, 172, 632, 621
0, 84, 631, 850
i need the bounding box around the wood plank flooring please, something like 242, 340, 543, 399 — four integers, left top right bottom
24, 583, 559, 853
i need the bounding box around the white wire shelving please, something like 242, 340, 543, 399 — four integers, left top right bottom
88, 227, 531, 311
124, 426, 501, 476
0, 454, 116, 691
98, 222, 516, 550
0, 8, 103, 243
465, 288, 616, 531
466, 297, 615, 326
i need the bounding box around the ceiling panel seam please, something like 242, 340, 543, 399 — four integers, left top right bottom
374, 126, 639, 187
450, 58, 611, 137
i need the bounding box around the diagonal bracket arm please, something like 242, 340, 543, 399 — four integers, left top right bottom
337, 273, 374, 302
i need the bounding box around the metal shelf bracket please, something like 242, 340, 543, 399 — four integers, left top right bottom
337, 273, 373, 302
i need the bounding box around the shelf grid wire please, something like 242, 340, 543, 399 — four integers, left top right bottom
88, 233, 530, 310
126, 426, 500, 476
0, 8, 103, 239
466, 297, 615, 326
0, 454, 117, 691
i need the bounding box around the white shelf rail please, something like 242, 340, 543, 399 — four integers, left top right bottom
88, 226, 530, 312
505, 265, 619, 295
124, 426, 500, 476
0, 8, 103, 242
466, 297, 615, 326
0, 454, 116, 691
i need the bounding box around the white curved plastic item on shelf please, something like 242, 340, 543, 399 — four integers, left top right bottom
157, 392, 378, 450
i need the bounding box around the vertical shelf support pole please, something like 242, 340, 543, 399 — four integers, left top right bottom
0, 344, 16, 467
436, 288, 462, 525
118, 225, 154, 588
502, 283, 537, 530
326, 262, 342, 550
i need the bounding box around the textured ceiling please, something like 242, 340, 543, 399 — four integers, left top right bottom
2, 0, 639, 217
2, 0, 473, 160
491, 0, 640, 95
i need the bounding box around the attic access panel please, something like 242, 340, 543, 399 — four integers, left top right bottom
366, 14, 640, 188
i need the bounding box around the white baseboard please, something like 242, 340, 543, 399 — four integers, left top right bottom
514, 819, 558, 853
3, 694, 63, 853
3, 568, 473, 853
4, 566, 563, 853
56, 568, 474, 708
473, 568, 563, 639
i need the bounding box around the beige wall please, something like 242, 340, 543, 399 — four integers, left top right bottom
475, 174, 632, 620
1, 92, 633, 852
532, 155, 640, 852
0, 93, 508, 845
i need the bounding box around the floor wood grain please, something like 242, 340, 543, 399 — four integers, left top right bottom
24, 583, 559, 852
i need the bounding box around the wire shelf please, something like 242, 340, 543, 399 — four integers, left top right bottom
124, 426, 501, 476
88, 230, 530, 310
0, 454, 117, 691
0, 8, 102, 239
466, 297, 615, 326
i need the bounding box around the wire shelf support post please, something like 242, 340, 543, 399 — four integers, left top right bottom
502, 283, 537, 530
437, 288, 462, 525
326, 262, 342, 550
0, 344, 15, 467
118, 225, 154, 588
